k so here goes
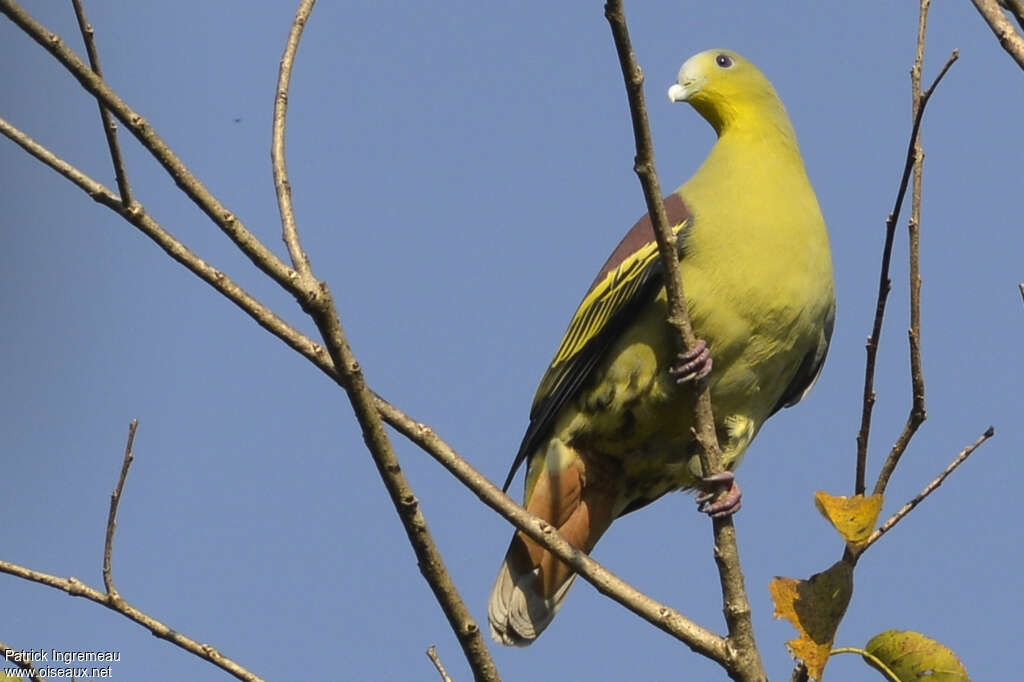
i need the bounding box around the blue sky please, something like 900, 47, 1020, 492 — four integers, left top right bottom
2, 2, 1021, 680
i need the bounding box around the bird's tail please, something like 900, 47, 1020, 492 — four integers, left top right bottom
488, 440, 619, 646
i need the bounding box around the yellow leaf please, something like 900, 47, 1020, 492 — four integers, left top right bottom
864, 630, 971, 681
814, 490, 883, 545
770, 559, 854, 681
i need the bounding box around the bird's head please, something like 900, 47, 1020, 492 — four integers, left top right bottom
668, 49, 786, 135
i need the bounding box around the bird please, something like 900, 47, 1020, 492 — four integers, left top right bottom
488, 49, 836, 646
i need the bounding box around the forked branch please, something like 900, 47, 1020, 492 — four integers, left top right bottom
855, 47, 958, 496
0, 421, 266, 682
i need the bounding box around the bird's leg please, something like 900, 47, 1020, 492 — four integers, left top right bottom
695, 471, 742, 518
669, 339, 713, 384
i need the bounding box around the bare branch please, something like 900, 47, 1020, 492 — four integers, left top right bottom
5, 3, 728, 668
0, 114, 326, 376
69, 0, 132, 206
856, 49, 958, 495
103, 419, 138, 599
1019, 282, 1023, 303
272, 0, 315, 276
1, 95, 726, 672
971, 0, 1024, 69
603, 2, 761, 678
858, 427, 993, 555
298, 286, 503, 681
1, 15, 499, 672
0, 562, 266, 682
427, 646, 455, 682
789, 662, 809, 682
0, 110, 494, 666
0, 638, 47, 682
262, 4, 499, 678
0, 0, 301, 296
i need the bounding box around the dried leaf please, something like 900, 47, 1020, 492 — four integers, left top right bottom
864, 630, 970, 681
814, 490, 883, 545
771, 559, 854, 680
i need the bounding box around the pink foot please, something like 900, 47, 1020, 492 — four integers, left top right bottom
669, 339, 713, 384
695, 471, 742, 518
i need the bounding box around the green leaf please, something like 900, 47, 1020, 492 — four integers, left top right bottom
864, 630, 970, 681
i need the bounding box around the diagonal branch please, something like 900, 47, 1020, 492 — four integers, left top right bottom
304, 289, 501, 682
0, 0, 301, 296
376, 398, 729, 660
604, 2, 762, 680
0, 561, 266, 682
69, 0, 132, 206
971, 0, 1024, 69
0, 114, 324, 372
859, 427, 993, 555
0, 104, 728, 668
2, 5, 730, 668
855, 49, 958, 496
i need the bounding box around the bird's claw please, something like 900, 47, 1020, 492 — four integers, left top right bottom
695, 471, 742, 518
669, 339, 713, 384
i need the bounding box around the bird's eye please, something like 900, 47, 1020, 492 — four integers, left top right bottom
715, 54, 733, 68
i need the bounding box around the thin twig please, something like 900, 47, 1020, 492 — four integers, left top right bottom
871, 0, 932, 498
858, 427, 993, 555
0, 562, 265, 682
855, 49, 958, 495
1019, 282, 1023, 303
0, 109, 729, 667
272, 0, 315, 277
971, 0, 1024, 69
426, 646, 455, 682
69, 0, 132, 206
103, 419, 137, 599
604, 3, 761, 680
0, 639, 47, 682
0, 0, 301, 296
